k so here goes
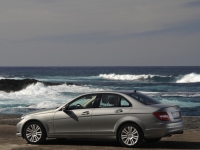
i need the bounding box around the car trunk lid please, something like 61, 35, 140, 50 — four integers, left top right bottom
152, 104, 182, 122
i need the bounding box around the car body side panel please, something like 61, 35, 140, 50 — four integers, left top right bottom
113, 106, 157, 135
16, 111, 55, 137
53, 109, 94, 134
125, 107, 184, 138
92, 107, 131, 134
33, 113, 55, 134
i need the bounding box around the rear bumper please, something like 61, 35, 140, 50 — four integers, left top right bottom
144, 120, 184, 139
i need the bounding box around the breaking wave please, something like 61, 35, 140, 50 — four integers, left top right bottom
176, 73, 200, 83
99, 74, 167, 81
0, 82, 106, 114
0, 76, 5, 80
99, 73, 200, 83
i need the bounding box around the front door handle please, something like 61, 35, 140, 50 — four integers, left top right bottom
81, 111, 90, 115
115, 109, 123, 113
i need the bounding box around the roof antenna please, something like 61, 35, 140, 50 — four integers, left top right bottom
134, 90, 137, 93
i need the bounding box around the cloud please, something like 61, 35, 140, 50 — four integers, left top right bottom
0, 0, 200, 66
10, 18, 200, 44
2, 0, 200, 42
184, 0, 200, 7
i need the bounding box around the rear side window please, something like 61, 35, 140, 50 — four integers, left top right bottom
98, 94, 131, 108
99, 94, 119, 107
129, 93, 161, 105
120, 97, 130, 107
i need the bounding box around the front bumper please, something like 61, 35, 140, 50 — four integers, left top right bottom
16, 119, 25, 137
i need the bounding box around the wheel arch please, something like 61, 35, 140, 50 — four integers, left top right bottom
21, 119, 47, 138
116, 121, 145, 140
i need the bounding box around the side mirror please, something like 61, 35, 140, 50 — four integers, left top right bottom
62, 104, 68, 112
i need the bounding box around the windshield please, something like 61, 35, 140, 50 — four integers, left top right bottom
129, 93, 161, 105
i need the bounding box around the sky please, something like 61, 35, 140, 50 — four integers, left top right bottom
0, 0, 200, 66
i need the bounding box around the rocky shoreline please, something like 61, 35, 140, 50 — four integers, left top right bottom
182, 116, 200, 131
0, 114, 199, 131
0, 79, 80, 93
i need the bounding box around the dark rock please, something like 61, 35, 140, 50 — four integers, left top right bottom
0, 79, 80, 93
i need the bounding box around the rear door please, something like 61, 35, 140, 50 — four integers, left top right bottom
92, 94, 132, 134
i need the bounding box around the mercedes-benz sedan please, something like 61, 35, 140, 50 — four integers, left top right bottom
16, 91, 184, 148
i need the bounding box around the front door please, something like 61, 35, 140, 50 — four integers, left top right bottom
54, 94, 98, 134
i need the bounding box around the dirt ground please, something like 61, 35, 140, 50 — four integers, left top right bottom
0, 125, 200, 150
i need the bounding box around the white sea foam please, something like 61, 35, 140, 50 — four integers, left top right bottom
0, 76, 5, 80
160, 98, 200, 107
27, 101, 60, 109
140, 91, 160, 97
99, 74, 159, 81
141, 91, 200, 98
99, 73, 200, 83
160, 93, 200, 98
141, 91, 200, 107
3, 82, 104, 97
0, 83, 106, 113
176, 73, 200, 83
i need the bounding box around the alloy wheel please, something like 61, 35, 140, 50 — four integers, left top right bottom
118, 123, 143, 147
24, 121, 46, 144
121, 126, 139, 146
26, 124, 42, 143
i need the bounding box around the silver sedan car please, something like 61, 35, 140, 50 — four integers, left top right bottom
16, 91, 184, 148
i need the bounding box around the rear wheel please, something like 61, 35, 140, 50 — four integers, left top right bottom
118, 123, 143, 148
23, 121, 46, 144
144, 137, 162, 143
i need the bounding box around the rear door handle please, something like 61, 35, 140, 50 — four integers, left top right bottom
115, 109, 123, 113
81, 111, 90, 115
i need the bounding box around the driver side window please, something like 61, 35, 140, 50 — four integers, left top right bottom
68, 94, 97, 110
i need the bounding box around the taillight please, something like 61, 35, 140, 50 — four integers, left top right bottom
153, 112, 170, 121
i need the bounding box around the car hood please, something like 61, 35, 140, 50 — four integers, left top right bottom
23, 108, 56, 116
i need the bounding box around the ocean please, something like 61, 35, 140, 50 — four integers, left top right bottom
0, 66, 200, 116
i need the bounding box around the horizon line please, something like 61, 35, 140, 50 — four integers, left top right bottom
0, 66, 200, 67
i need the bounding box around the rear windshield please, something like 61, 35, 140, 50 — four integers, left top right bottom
129, 93, 161, 105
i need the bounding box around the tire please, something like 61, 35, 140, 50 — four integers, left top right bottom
23, 121, 46, 144
144, 137, 162, 143
118, 123, 143, 148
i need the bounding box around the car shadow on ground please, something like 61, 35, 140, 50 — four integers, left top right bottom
41, 138, 200, 149
42, 138, 121, 147
140, 141, 200, 149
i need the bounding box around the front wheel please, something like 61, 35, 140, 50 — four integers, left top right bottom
118, 123, 143, 148
23, 121, 46, 144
